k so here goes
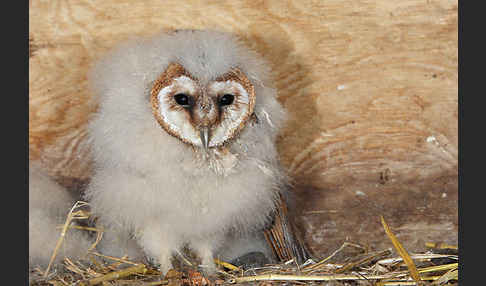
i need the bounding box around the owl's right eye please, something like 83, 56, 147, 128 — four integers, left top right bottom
173, 93, 191, 107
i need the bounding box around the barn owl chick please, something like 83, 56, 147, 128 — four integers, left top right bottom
29, 162, 93, 274
84, 30, 290, 274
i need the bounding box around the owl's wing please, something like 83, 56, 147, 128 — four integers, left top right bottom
263, 193, 312, 264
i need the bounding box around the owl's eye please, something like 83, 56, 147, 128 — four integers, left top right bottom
219, 94, 235, 106
173, 93, 191, 107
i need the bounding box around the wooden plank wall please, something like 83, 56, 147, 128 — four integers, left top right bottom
29, 0, 458, 256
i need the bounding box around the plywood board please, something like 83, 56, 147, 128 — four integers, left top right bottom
29, 0, 458, 255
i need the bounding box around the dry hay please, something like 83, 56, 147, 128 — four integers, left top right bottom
29, 202, 458, 286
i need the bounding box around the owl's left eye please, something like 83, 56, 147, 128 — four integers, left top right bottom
219, 94, 235, 106
173, 93, 192, 107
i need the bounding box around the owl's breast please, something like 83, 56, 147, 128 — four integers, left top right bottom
138, 143, 281, 236
180, 147, 239, 177
171, 155, 280, 235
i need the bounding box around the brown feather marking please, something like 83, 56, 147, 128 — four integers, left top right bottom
150, 62, 199, 145
264, 194, 312, 264
213, 67, 256, 145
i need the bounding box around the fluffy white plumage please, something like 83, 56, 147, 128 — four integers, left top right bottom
84, 30, 289, 274
29, 162, 93, 273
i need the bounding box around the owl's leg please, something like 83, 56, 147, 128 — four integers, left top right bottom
137, 223, 180, 275
189, 238, 221, 275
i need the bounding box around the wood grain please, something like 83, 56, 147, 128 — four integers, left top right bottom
29, 0, 458, 256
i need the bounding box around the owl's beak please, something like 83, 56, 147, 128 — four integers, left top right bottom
199, 127, 210, 151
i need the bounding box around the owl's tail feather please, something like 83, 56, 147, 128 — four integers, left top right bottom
263, 194, 313, 265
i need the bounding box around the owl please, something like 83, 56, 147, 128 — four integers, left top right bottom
84, 30, 308, 274
29, 161, 93, 275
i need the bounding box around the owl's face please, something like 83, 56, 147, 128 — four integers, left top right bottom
150, 62, 256, 149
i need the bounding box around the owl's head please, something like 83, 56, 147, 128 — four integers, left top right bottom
89, 30, 286, 165
150, 61, 255, 150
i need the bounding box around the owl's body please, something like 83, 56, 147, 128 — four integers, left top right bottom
85, 30, 289, 273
